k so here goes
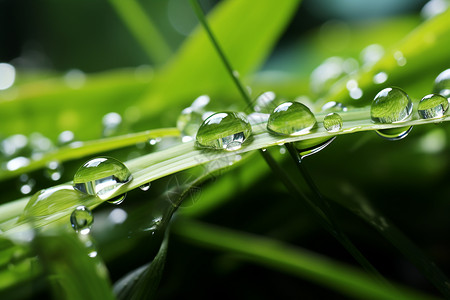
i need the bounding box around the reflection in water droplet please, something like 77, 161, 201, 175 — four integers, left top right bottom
107, 193, 127, 205
73, 157, 132, 200
321, 101, 347, 112
70, 206, 93, 235
102, 112, 122, 137
0, 63, 16, 90
140, 183, 151, 191
371, 87, 412, 123
376, 126, 413, 141
394, 51, 407, 67
418, 94, 449, 119
433, 69, 450, 98
373, 72, 388, 84
295, 137, 336, 158
196, 112, 252, 151
267, 102, 316, 136
45, 161, 63, 181
324, 113, 343, 132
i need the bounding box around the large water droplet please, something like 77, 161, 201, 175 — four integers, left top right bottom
433, 69, 450, 98
73, 157, 132, 200
371, 87, 412, 123
196, 112, 252, 151
324, 113, 343, 132
70, 206, 93, 235
376, 126, 413, 141
418, 94, 449, 119
267, 102, 316, 136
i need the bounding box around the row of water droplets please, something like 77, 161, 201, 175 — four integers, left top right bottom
178, 68, 450, 153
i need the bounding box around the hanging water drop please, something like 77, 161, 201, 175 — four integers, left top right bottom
195, 112, 252, 151
107, 193, 127, 205
140, 183, 151, 191
376, 126, 413, 141
267, 102, 316, 136
295, 137, 336, 158
321, 101, 347, 112
370, 87, 412, 123
418, 94, 449, 119
433, 69, 450, 98
70, 206, 93, 235
323, 113, 343, 132
73, 157, 132, 200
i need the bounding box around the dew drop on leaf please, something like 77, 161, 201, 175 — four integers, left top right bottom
70, 206, 93, 235
370, 87, 412, 123
267, 102, 316, 136
323, 113, 343, 132
418, 94, 449, 119
196, 112, 252, 151
376, 126, 413, 141
139, 183, 151, 191
433, 69, 450, 99
73, 157, 132, 200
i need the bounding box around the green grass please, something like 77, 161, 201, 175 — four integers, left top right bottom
1, 0, 450, 299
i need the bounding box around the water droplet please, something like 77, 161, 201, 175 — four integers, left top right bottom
0, 63, 16, 90
107, 193, 127, 205
324, 113, 343, 132
321, 101, 348, 112
360, 44, 384, 67
421, 0, 448, 19
140, 183, 151, 191
22, 185, 93, 222
1, 134, 28, 157
267, 102, 316, 136
371, 87, 412, 123
6, 156, 30, 171
102, 112, 122, 137
58, 130, 75, 145
394, 51, 407, 67
433, 69, 450, 98
196, 112, 252, 151
373, 72, 388, 84
177, 107, 204, 139
418, 94, 449, 119
18, 174, 35, 195
254, 91, 282, 114
70, 206, 93, 235
346, 79, 363, 99
73, 157, 132, 200
191, 95, 210, 110
295, 137, 336, 158
45, 161, 63, 181
376, 126, 413, 141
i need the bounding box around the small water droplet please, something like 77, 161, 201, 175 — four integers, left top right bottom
1, 134, 28, 157
73, 157, 132, 200
140, 183, 151, 191
346, 79, 363, 99
102, 112, 122, 137
321, 101, 347, 112
45, 161, 63, 181
58, 130, 75, 145
371, 87, 412, 123
376, 126, 413, 141
433, 69, 450, 98
324, 113, 343, 132
394, 51, 407, 67
18, 174, 35, 195
373, 71, 388, 84
6, 156, 30, 171
70, 206, 93, 235
0, 63, 16, 90
196, 112, 252, 151
107, 193, 127, 205
360, 44, 384, 67
267, 102, 316, 136
418, 94, 449, 119
295, 137, 336, 158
